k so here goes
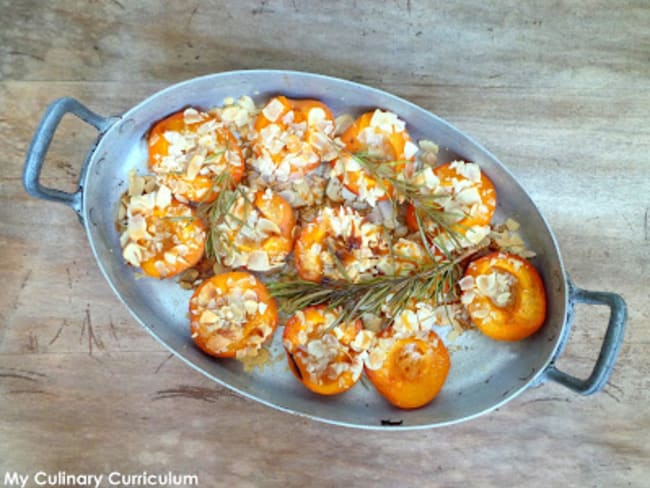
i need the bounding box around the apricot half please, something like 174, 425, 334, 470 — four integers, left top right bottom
121, 187, 206, 280
252, 96, 336, 180
365, 326, 450, 409
333, 110, 417, 205
461, 252, 546, 341
405, 161, 497, 238
283, 306, 373, 395
189, 272, 278, 358
148, 108, 244, 203
212, 188, 296, 272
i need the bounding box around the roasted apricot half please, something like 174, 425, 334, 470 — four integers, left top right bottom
332, 110, 418, 205
189, 272, 278, 358
252, 96, 336, 181
365, 325, 450, 410
460, 252, 546, 341
283, 306, 374, 395
121, 186, 206, 279
405, 161, 497, 245
148, 108, 244, 203
212, 187, 296, 272
293, 206, 390, 282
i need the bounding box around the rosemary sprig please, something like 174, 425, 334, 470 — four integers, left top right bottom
204, 149, 226, 163
161, 215, 196, 222
268, 250, 474, 329
348, 151, 465, 252
197, 172, 239, 263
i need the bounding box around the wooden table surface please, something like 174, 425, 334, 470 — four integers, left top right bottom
1, 1, 648, 486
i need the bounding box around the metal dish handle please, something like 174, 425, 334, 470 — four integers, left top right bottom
23, 97, 113, 219
545, 285, 627, 395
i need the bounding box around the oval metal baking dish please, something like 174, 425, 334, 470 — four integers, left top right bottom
22, 70, 627, 429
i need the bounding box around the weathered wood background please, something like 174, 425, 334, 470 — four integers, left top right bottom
1, 1, 648, 486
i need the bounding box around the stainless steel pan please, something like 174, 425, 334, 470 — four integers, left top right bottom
23, 70, 627, 429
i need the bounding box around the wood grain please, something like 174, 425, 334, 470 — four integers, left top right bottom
1, 1, 648, 486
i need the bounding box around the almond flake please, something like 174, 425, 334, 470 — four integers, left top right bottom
307, 340, 326, 359
247, 250, 271, 271
183, 108, 205, 125
461, 290, 475, 305
334, 114, 354, 135
418, 139, 439, 154
128, 170, 145, 197
129, 193, 156, 214
472, 306, 491, 319
199, 309, 219, 324
350, 330, 375, 352
505, 218, 520, 231
307, 107, 326, 126
127, 214, 149, 240
122, 242, 143, 266
155, 185, 172, 209
262, 98, 285, 122
244, 300, 259, 315
256, 218, 282, 236
186, 153, 205, 180
403, 140, 419, 159
458, 275, 475, 291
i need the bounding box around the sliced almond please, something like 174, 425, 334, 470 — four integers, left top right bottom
350, 330, 375, 352
505, 218, 521, 231
117, 203, 126, 221
154, 260, 169, 277
418, 139, 439, 154
334, 114, 354, 136
476, 274, 496, 295
472, 306, 491, 319
307, 107, 326, 126
220, 106, 239, 122
494, 292, 511, 307
122, 242, 143, 266
143, 176, 157, 193
128, 170, 145, 197
307, 339, 326, 359
247, 250, 271, 271
244, 300, 259, 315
155, 185, 172, 209
200, 309, 219, 324
128, 193, 156, 214
207, 334, 231, 353
262, 98, 285, 122
325, 177, 344, 202
458, 276, 475, 291
127, 214, 149, 240
183, 108, 205, 125
403, 140, 419, 159
186, 153, 205, 180
257, 218, 282, 236
364, 347, 387, 371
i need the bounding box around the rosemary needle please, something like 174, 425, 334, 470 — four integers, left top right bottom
267, 249, 473, 329
348, 151, 464, 252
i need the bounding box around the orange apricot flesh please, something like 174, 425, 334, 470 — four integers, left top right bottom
148, 109, 244, 203
365, 327, 450, 409
189, 272, 278, 358
461, 252, 546, 341
283, 306, 366, 395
